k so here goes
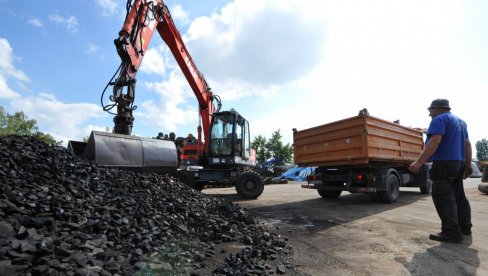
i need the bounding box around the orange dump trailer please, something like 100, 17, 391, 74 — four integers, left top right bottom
294, 110, 431, 203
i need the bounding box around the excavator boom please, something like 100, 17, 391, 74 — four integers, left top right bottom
112, 0, 220, 154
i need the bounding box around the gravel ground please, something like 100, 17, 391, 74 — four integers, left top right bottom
205, 178, 488, 275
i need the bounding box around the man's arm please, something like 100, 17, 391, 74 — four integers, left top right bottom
409, 134, 442, 173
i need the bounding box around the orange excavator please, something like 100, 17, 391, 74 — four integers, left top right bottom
68, 0, 264, 199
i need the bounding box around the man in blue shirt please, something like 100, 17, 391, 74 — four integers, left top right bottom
409, 99, 472, 242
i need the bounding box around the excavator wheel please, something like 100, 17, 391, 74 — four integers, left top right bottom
235, 171, 264, 199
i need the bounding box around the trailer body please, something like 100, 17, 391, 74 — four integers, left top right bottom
294, 111, 431, 203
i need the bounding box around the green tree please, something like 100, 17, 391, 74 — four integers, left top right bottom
33, 131, 60, 145
252, 130, 293, 165
252, 135, 270, 163
0, 106, 60, 145
476, 139, 488, 161
0, 106, 37, 136
266, 129, 293, 165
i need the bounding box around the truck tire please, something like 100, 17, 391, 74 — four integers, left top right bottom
236, 171, 264, 199
318, 190, 342, 199
420, 179, 432, 194
379, 174, 400, 203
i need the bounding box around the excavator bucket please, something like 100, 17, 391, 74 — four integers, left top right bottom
68, 131, 178, 173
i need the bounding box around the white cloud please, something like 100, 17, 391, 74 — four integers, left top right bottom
136, 0, 326, 113
0, 38, 30, 82
210, 79, 279, 102
139, 46, 166, 76
0, 74, 20, 99
127, 0, 483, 149
182, 0, 325, 100
49, 14, 79, 32
94, 0, 122, 16
137, 99, 197, 133
27, 18, 43, 27
238, 0, 488, 149
0, 38, 28, 99
10, 93, 105, 143
118, 0, 486, 156
0, 37, 104, 145
169, 4, 190, 25
293, 0, 472, 117
3, 0, 484, 157
137, 69, 197, 131
85, 43, 99, 54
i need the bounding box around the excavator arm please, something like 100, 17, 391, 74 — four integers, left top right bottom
112, 0, 220, 155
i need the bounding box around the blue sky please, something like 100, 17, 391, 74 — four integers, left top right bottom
1, 0, 487, 158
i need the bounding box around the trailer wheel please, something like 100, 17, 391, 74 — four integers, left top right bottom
318, 190, 342, 199
420, 179, 432, 194
379, 174, 400, 203
236, 171, 264, 199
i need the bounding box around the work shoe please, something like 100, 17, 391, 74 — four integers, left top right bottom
429, 232, 462, 243
461, 228, 472, 236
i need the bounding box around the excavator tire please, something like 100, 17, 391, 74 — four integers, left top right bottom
235, 171, 264, 199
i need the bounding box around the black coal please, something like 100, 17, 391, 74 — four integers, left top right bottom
0, 135, 293, 275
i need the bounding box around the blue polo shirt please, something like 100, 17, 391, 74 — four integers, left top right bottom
426, 112, 468, 161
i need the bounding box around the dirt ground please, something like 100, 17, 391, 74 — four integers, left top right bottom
204, 178, 487, 276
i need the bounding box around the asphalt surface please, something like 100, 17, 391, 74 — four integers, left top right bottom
204, 177, 487, 275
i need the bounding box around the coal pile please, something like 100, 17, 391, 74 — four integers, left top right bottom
0, 135, 294, 275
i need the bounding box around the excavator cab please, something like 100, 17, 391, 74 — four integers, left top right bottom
193, 109, 262, 199
206, 110, 255, 166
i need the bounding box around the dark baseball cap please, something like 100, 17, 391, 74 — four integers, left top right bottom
428, 99, 451, 110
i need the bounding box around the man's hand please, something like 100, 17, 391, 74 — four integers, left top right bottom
409, 161, 423, 174
409, 134, 441, 174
